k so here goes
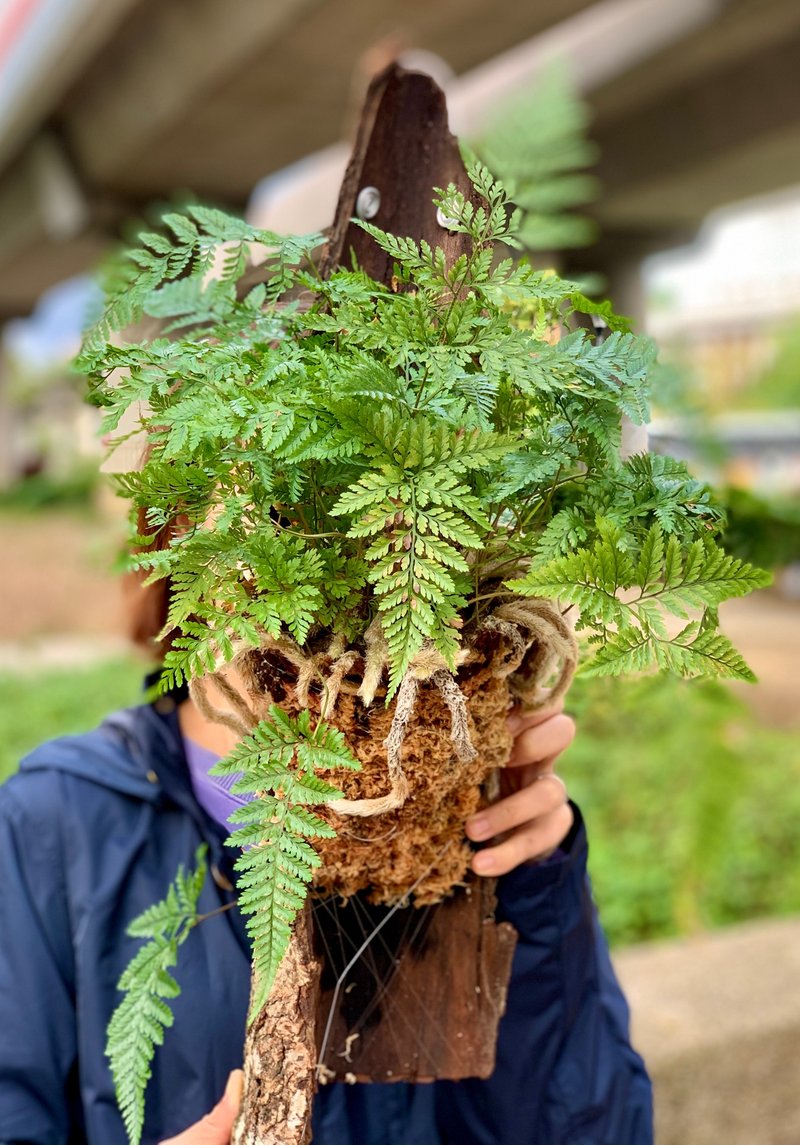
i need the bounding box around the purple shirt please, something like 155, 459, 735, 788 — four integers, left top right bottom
183, 737, 253, 828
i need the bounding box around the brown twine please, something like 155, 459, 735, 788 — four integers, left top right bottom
487, 600, 577, 711
189, 675, 252, 739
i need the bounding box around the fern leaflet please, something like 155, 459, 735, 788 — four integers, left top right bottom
106, 845, 208, 1145
511, 524, 770, 680
211, 708, 360, 1019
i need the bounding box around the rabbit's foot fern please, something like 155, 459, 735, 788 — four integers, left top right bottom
512, 521, 771, 678
106, 708, 359, 1144
211, 706, 360, 1020
106, 844, 208, 1145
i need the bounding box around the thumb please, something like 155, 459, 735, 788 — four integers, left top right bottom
160, 1070, 244, 1145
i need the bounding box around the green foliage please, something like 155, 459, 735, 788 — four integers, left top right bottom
0, 658, 143, 785
106, 845, 208, 1145
473, 63, 599, 250
210, 707, 360, 1019
0, 466, 99, 511
720, 485, 800, 571
515, 520, 770, 679
566, 674, 800, 945
79, 160, 763, 698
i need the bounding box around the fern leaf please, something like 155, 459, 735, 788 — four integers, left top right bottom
512, 538, 635, 627
214, 709, 359, 1020
579, 628, 657, 677
655, 613, 758, 681
106, 845, 208, 1145
640, 536, 771, 617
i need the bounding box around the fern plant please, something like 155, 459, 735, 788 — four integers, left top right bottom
81, 158, 767, 698
107, 845, 208, 1145
82, 157, 768, 1140
210, 707, 360, 1019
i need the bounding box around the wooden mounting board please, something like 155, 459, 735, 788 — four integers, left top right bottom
315, 62, 517, 1084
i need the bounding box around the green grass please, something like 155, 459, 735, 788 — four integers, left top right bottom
565, 674, 800, 945
0, 466, 100, 512
2, 661, 797, 948
0, 659, 145, 783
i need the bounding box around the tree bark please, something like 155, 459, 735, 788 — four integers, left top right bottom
320, 62, 480, 283
315, 880, 517, 1082
233, 903, 320, 1145
236, 63, 518, 1142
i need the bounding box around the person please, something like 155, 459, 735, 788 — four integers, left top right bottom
0, 636, 652, 1145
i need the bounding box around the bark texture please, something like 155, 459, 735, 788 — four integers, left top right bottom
315, 878, 518, 1082
233, 904, 320, 1145
319, 63, 480, 283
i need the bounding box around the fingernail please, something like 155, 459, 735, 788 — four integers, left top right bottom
467, 816, 490, 840
473, 851, 495, 873
225, 1069, 244, 1107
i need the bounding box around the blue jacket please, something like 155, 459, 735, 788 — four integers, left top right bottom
0, 699, 652, 1145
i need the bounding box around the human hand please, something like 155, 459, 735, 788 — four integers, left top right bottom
159, 1069, 243, 1145
466, 703, 575, 876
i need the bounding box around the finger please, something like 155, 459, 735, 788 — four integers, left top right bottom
472, 803, 575, 876
160, 1070, 243, 1145
507, 713, 575, 769
506, 699, 565, 737
466, 772, 567, 842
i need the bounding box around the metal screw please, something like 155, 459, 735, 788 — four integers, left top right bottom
436, 206, 459, 231
356, 186, 381, 220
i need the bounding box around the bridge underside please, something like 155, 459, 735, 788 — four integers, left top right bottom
1, 0, 799, 316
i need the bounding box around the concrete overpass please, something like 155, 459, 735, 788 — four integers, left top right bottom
1, 0, 800, 318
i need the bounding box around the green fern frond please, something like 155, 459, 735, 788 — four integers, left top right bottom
106, 845, 208, 1145
210, 708, 360, 1019
512, 525, 770, 680
583, 611, 758, 682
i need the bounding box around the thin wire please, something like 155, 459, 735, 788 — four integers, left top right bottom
316, 887, 436, 1075
344, 893, 438, 1057
315, 841, 453, 1078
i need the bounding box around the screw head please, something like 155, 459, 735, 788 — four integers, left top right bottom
356, 186, 381, 220
436, 206, 459, 231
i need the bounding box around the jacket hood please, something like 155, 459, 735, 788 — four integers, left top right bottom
19, 702, 183, 803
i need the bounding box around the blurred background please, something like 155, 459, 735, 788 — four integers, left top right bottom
0, 1, 798, 1141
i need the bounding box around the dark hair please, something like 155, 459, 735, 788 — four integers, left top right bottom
126, 505, 175, 658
